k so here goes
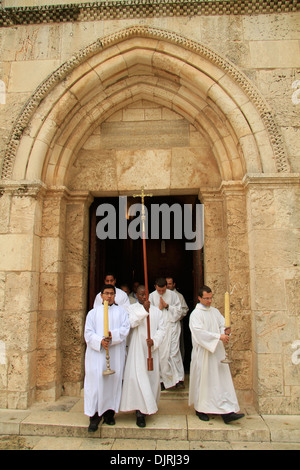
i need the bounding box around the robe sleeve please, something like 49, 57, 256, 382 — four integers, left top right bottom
128, 304, 148, 328
93, 293, 101, 309
189, 310, 220, 353
167, 292, 182, 323
179, 296, 189, 321
152, 311, 166, 351
110, 308, 130, 346
84, 310, 102, 351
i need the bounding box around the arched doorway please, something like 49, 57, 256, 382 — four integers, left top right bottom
88, 193, 203, 371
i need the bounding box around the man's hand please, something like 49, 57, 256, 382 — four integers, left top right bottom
146, 338, 154, 348
220, 334, 230, 344
159, 296, 168, 310
101, 333, 112, 350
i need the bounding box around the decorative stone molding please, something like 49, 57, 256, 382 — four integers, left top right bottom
243, 172, 300, 189
1, 26, 290, 181
0, 0, 299, 27
0, 179, 47, 198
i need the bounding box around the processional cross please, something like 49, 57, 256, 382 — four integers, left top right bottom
133, 186, 153, 370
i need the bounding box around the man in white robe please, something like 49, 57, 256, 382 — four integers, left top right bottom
93, 273, 130, 309
120, 285, 166, 427
84, 284, 130, 431
189, 285, 244, 424
149, 277, 184, 390
166, 276, 189, 373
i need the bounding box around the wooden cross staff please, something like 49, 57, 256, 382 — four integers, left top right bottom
133, 186, 153, 371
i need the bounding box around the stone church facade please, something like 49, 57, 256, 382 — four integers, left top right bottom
0, 1, 299, 414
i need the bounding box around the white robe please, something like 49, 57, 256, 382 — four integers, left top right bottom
120, 302, 166, 415
84, 304, 130, 417
173, 288, 189, 358
173, 289, 189, 321
189, 303, 240, 414
94, 287, 130, 309
149, 289, 184, 389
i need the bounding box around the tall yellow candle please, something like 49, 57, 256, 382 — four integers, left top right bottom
224, 291, 230, 328
103, 300, 109, 337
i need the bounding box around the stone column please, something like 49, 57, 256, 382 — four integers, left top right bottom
201, 184, 253, 405
222, 183, 253, 406
37, 188, 67, 402
0, 181, 45, 409
201, 189, 227, 307
245, 174, 300, 414
62, 191, 92, 397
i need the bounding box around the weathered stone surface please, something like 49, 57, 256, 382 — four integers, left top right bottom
0, 8, 299, 414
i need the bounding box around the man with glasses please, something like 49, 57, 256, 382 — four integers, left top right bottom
84, 284, 130, 431
189, 285, 244, 424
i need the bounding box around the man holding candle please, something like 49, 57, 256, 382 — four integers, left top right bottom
84, 284, 130, 431
189, 285, 244, 424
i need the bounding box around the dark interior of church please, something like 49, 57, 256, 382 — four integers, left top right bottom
88, 194, 204, 370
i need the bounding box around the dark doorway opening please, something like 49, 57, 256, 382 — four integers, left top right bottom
88, 194, 204, 371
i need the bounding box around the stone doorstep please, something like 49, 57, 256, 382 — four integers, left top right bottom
0, 407, 269, 443
11, 410, 270, 442
1, 395, 300, 443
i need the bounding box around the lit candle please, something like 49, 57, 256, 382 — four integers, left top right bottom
103, 300, 109, 337
224, 291, 230, 328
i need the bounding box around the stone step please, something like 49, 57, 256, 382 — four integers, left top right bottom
160, 386, 189, 400
0, 395, 274, 443
18, 412, 270, 443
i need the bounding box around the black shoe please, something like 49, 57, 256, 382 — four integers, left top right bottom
88, 412, 101, 432
222, 412, 245, 424
103, 409, 115, 425
136, 410, 146, 428
196, 411, 209, 421
176, 381, 185, 389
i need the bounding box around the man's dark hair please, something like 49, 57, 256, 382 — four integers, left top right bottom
155, 277, 167, 287
104, 272, 116, 280
101, 284, 116, 293
198, 285, 212, 297
136, 284, 146, 294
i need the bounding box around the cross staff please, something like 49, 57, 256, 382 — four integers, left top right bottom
133, 186, 153, 371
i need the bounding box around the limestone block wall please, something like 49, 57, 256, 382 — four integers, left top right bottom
0, 182, 43, 408
37, 188, 91, 402
67, 101, 221, 193
0, 10, 299, 173
0, 4, 299, 412
246, 176, 300, 414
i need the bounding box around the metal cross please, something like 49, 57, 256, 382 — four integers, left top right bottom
133, 186, 153, 206
133, 186, 153, 224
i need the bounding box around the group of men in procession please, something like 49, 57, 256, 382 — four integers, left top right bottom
84, 273, 244, 432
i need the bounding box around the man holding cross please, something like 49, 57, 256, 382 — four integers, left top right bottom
120, 285, 166, 427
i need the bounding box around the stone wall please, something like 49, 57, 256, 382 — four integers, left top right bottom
0, 3, 299, 412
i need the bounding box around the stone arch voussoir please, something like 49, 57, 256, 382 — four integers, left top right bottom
1, 26, 290, 182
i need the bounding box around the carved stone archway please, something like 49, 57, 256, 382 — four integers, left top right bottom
1, 26, 289, 183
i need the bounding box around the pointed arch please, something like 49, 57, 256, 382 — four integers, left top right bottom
1, 26, 290, 184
